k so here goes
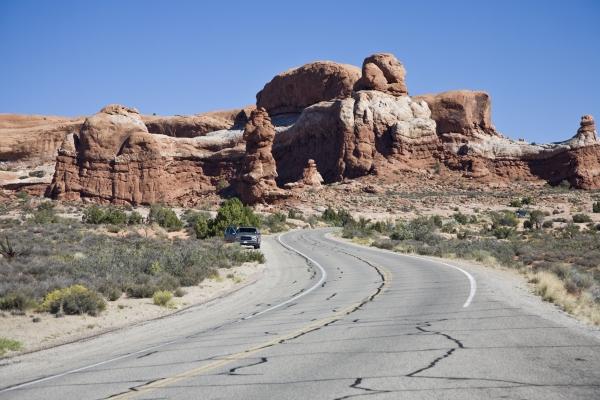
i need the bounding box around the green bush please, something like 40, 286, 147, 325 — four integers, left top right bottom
148, 205, 183, 231
453, 212, 469, 225
152, 290, 173, 307
82, 206, 128, 225
194, 218, 210, 239
126, 283, 158, 298
0, 337, 22, 356
542, 220, 554, 229
127, 211, 143, 225
509, 199, 522, 208
208, 198, 260, 235
321, 207, 354, 227
0, 292, 37, 311
593, 201, 600, 213
528, 210, 545, 230
40, 285, 106, 316
491, 211, 519, 228
492, 226, 516, 239
572, 213, 592, 223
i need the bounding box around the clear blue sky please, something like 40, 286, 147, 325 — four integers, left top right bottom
1, 0, 598, 143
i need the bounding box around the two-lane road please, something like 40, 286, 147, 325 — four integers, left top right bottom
1, 229, 599, 399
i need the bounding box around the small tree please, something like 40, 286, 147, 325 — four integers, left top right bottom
208, 198, 260, 236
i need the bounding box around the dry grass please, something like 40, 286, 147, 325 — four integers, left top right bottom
531, 272, 600, 325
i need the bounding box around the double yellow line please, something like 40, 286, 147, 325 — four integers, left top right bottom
111, 266, 391, 399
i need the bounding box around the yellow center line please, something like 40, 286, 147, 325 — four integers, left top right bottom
111, 266, 391, 399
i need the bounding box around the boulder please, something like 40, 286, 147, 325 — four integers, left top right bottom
256, 61, 360, 115
354, 53, 408, 96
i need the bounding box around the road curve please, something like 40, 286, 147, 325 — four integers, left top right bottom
1, 228, 599, 399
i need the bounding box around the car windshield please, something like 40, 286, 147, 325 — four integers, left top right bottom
238, 228, 257, 234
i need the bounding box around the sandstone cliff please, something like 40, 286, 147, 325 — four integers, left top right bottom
12, 51, 595, 205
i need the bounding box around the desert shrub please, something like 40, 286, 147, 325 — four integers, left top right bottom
262, 212, 287, 233
593, 201, 600, 213
0, 337, 22, 356
28, 170, 45, 178
194, 218, 210, 239
509, 199, 522, 208
0, 236, 27, 259
572, 213, 592, 223
126, 283, 158, 299
372, 239, 395, 250
491, 211, 519, 228
526, 210, 545, 230
82, 205, 105, 224
453, 212, 469, 225
82, 206, 128, 225
40, 285, 106, 316
0, 292, 37, 311
174, 287, 186, 297
492, 226, 516, 239
30, 202, 59, 224
431, 215, 443, 228
287, 209, 303, 220
152, 290, 173, 307
321, 207, 354, 227
148, 205, 183, 231
208, 198, 260, 235
98, 283, 121, 301
542, 220, 554, 229
127, 211, 143, 225
441, 221, 458, 234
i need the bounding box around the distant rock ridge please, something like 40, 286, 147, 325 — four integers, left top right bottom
1, 51, 595, 204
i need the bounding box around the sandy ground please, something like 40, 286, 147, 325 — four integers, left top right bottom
0, 262, 264, 356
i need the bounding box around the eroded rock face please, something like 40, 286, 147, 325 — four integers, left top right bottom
415, 90, 497, 136
273, 90, 438, 183
143, 107, 254, 138
354, 53, 408, 96
49, 104, 245, 205
236, 108, 286, 204
256, 62, 360, 115
0, 114, 83, 163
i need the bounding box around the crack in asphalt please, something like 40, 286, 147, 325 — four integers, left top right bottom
222, 357, 268, 376
332, 377, 392, 400
406, 321, 464, 378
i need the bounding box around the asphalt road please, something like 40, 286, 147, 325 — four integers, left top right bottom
1, 229, 599, 399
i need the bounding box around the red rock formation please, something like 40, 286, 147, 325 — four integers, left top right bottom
0, 114, 83, 163
256, 62, 360, 115
354, 53, 408, 96
415, 90, 497, 137
236, 108, 286, 204
143, 107, 255, 138
302, 159, 324, 187
49, 105, 245, 205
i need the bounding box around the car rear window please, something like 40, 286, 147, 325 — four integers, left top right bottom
238, 228, 257, 233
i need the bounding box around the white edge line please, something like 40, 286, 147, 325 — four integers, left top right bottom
0, 231, 327, 394
242, 231, 327, 319
325, 232, 476, 308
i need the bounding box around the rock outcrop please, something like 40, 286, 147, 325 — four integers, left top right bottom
0, 114, 83, 164
143, 107, 254, 138
49, 105, 245, 205
15, 51, 594, 205
236, 108, 286, 204
273, 90, 438, 183
301, 159, 324, 187
354, 53, 408, 96
256, 62, 360, 116
415, 90, 497, 137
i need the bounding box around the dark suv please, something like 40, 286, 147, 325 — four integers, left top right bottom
237, 227, 261, 249
224, 226, 237, 242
